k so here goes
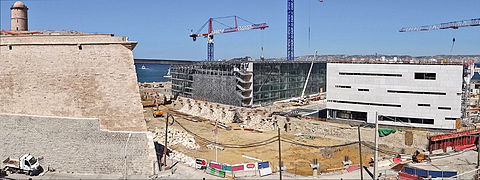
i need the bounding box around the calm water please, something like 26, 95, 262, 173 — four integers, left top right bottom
135, 64, 171, 83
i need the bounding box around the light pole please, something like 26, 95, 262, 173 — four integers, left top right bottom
358, 125, 364, 180
278, 127, 282, 180
374, 112, 379, 180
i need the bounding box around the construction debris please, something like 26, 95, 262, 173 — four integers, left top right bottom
153, 127, 200, 150
169, 150, 196, 168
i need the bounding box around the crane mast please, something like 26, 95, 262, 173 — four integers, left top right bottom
287, 0, 323, 61
287, 0, 295, 61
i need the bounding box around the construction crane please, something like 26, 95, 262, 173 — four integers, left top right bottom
189, 16, 268, 61
399, 17, 480, 122
287, 0, 324, 61
399, 18, 480, 32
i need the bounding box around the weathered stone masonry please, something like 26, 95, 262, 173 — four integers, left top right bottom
0, 114, 155, 176
0, 32, 145, 132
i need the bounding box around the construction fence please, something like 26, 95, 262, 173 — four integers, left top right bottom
195, 158, 273, 178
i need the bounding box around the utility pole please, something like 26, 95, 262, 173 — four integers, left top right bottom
162, 114, 174, 171
278, 127, 282, 180
216, 124, 219, 162
374, 112, 379, 180
212, 120, 219, 162
477, 134, 479, 179
358, 125, 364, 180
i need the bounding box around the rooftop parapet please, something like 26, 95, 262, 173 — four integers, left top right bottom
327, 59, 463, 65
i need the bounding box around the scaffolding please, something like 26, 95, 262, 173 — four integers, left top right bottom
171, 60, 327, 107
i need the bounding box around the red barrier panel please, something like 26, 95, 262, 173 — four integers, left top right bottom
398, 172, 423, 180
428, 128, 479, 154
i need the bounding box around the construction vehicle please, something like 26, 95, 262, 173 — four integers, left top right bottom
290, 99, 308, 106
3, 154, 43, 176
152, 98, 164, 118
291, 50, 317, 106
0, 169, 6, 178
412, 150, 430, 163
153, 108, 163, 118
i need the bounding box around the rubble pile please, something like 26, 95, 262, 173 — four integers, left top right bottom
242, 115, 277, 131
178, 100, 237, 124
153, 127, 200, 150
175, 97, 280, 131
169, 150, 196, 167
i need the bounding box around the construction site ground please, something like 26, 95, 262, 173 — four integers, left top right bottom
145, 103, 374, 177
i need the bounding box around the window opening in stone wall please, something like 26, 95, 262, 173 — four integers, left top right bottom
418, 104, 430, 107
438, 107, 451, 110
358, 88, 369, 92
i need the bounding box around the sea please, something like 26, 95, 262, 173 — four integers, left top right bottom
135, 63, 171, 83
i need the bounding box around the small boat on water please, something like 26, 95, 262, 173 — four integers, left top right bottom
141, 65, 146, 70
163, 68, 172, 78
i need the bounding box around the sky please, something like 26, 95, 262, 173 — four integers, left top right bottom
1, 0, 479, 60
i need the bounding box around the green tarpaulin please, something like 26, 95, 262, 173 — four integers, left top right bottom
378, 128, 397, 137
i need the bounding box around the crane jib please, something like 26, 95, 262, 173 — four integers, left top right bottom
211, 23, 268, 35
400, 18, 480, 32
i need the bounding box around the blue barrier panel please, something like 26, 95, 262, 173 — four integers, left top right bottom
258, 161, 269, 169
416, 169, 428, 177
404, 166, 457, 178
221, 164, 232, 171
404, 167, 415, 175
428, 171, 442, 178
442, 171, 457, 177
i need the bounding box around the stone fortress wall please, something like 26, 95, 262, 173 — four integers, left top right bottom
0, 114, 155, 176
0, 33, 146, 132
0, 32, 155, 176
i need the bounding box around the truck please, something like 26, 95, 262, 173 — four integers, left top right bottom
3, 154, 43, 176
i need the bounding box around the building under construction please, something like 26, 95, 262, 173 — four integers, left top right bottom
171, 60, 326, 107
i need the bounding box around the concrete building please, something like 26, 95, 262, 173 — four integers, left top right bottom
326, 61, 463, 129
171, 60, 326, 107
0, 2, 156, 177
11, 1, 28, 31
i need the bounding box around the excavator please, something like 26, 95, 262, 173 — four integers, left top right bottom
152, 99, 164, 118
412, 150, 430, 163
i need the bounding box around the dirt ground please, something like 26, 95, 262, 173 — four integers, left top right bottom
145, 104, 373, 176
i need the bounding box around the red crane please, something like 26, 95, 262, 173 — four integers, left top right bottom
399, 18, 480, 32
189, 16, 268, 61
